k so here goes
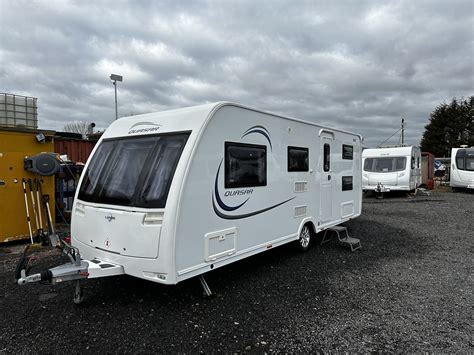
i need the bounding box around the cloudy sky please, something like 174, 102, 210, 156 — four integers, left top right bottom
1, 0, 472, 147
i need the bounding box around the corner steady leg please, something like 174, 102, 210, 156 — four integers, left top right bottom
199, 275, 212, 297
73, 280, 84, 305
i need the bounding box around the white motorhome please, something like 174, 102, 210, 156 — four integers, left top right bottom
362, 146, 421, 192
450, 147, 474, 189
17, 102, 363, 300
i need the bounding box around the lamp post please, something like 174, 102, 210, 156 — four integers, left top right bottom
110, 74, 123, 120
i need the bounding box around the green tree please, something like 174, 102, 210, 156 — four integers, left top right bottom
420, 97, 473, 157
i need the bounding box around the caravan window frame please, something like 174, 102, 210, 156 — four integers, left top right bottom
225, 142, 267, 188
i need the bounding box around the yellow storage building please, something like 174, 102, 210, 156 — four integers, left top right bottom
0, 128, 56, 243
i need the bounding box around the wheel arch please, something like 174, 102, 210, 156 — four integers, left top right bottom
298, 217, 317, 237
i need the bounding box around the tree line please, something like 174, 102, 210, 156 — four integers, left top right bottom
420, 96, 473, 157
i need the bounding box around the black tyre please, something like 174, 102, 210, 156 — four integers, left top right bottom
297, 224, 312, 252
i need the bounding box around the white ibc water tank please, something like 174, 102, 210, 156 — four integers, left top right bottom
0, 93, 38, 129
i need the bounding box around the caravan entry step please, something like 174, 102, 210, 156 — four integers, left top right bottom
321, 225, 361, 252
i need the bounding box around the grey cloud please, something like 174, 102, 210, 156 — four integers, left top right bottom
0, 0, 472, 147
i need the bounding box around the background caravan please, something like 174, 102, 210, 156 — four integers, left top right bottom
450, 147, 474, 189
362, 146, 421, 193
17, 102, 363, 300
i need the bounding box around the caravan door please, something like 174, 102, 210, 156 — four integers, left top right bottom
320, 136, 333, 223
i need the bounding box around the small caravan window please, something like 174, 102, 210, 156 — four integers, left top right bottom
342, 176, 353, 191
411, 156, 415, 169
288, 146, 309, 172
417, 157, 420, 168
225, 142, 267, 188
78, 133, 190, 208
342, 145, 353, 160
323, 144, 330, 172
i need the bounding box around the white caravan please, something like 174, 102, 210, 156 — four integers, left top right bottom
362, 146, 421, 192
17, 102, 363, 300
450, 147, 474, 189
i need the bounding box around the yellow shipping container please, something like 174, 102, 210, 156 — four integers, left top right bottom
0, 128, 56, 243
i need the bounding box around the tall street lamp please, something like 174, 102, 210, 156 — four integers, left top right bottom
110, 74, 123, 120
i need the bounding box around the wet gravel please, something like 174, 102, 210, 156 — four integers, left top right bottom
0, 189, 472, 353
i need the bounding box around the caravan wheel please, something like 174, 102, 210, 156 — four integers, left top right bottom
298, 225, 311, 252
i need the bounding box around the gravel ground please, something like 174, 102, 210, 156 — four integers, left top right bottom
0, 189, 472, 353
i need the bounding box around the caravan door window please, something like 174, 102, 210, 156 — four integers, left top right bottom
323, 144, 330, 171
225, 142, 267, 188
78, 133, 190, 208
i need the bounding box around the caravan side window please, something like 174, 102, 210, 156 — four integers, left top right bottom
411, 156, 415, 169
288, 146, 309, 172
342, 144, 353, 160
323, 144, 330, 172
225, 142, 267, 188
342, 176, 353, 191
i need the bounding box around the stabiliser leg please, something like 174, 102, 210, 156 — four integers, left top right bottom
199, 275, 212, 297
73, 280, 84, 305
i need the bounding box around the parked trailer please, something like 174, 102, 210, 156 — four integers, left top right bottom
450, 147, 474, 189
362, 146, 421, 192
17, 102, 363, 302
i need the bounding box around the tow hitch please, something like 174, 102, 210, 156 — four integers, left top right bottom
15, 240, 124, 304
375, 182, 389, 199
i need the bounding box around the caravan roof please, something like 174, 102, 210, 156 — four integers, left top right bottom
103, 102, 363, 140
363, 146, 416, 158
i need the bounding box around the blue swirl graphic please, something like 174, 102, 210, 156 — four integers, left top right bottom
213, 160, 249, 211
241, 125, 272, 151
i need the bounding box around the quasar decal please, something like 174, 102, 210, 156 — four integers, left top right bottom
128, 122, 162, 134
241, 125, 273, 151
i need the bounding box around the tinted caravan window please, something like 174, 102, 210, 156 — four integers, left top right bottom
78, 133, 189, 208
342, 176, 353, 191
364, 157, 407, 172
342, 144, 353, 160
455, 149, 474, 171
288, 146, 309, 172
323, 144, 330, 172
225, 142, 266, 188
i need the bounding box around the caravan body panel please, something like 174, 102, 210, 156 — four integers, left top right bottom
71, 102, 363, 285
